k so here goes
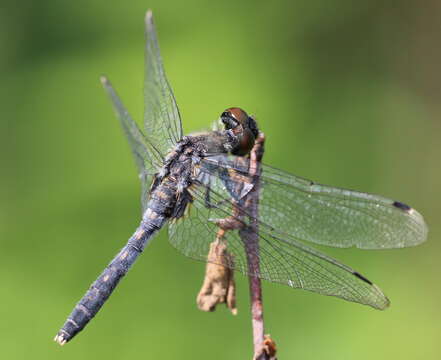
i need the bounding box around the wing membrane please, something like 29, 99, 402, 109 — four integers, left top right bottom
101, 76, 162, 212
143, 11, 182, 157
201, 156, 428, 249
168, 178, 390, 309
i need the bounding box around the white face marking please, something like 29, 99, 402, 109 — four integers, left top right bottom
211, 118, 222, 131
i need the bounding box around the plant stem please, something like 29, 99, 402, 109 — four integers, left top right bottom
239, 134, 276, 360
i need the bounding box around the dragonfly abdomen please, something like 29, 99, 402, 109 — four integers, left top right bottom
55, 202, 169, 345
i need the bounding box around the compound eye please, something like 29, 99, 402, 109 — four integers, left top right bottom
221, 110, 239, 130
224, 118, 238, 130
221, 111, 230, 118
227, 107, 248, 123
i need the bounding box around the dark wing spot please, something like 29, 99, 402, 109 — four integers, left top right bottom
353, 271, 373, 285
393, 201, 411, 212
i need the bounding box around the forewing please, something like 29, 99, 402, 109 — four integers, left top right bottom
168, 178, 390, 310
101, 76, 162, 212
144, 11, 183, 157
202, 156, 428, 249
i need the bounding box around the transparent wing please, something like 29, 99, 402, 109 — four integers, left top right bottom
143, 10, 183, 158
201, 156, 428, 249
101, 76, 163, 212
168, 176, 390, 310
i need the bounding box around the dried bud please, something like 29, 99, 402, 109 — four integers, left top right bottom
253, 335, 277, 360
196, 238, 237, 315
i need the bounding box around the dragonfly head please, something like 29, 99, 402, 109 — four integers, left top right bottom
221, 107, 259, 155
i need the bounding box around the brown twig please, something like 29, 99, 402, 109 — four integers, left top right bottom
196, 132, 277, 359
239, 133, 276, 360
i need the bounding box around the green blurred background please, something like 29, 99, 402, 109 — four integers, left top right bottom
1, 1, 440, 359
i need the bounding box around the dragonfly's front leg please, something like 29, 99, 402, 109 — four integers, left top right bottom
203, 180, 230, 210
203, 179, 217, 209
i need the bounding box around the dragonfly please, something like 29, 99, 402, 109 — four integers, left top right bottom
54, 10, 428, 345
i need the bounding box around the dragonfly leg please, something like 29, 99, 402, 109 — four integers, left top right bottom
209, 216, 244, 230
208, 198, 246, 230
203, 181, 229, 209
